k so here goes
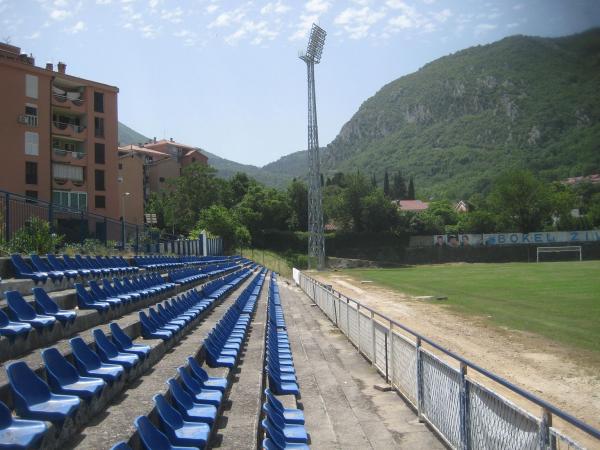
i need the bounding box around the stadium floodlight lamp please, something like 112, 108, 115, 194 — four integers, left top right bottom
300, 23, 327, 64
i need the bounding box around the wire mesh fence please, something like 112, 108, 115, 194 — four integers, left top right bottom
295, 270, 596, 450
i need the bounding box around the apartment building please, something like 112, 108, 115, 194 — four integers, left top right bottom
0, 42, 120, 221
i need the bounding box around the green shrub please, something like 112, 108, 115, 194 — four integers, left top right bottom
8, 217, 64, 254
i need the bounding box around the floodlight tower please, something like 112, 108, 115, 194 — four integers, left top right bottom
300, 23, 327, 270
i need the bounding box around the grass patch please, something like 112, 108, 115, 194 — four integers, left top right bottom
341, 261, 600, 352
241, 249, 293, 279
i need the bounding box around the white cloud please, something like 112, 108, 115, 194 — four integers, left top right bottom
513, 3, 523, 10
206, 4, 218, 14
65, 20, 86, 33
506, 22, 518, 28
149, 0, 160, 9
475, 23, 497, 34
334, 6, 385, 39
305, 0, 330, 14
225, 20, 278, 45
289, 13, 318, 40
49, 9, 71, 20
433, 8, 452, 23
140, 23, 158, 38
261, 1, 290, 15
208, 7, 245, 28
160, 7, 183, 23
96, 0, 112, 4
422, 0, 436, 3
26, 31, 41, 39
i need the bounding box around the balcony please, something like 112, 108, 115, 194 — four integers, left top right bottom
52, 88, 85, 113
17, 114, 38, 127
52, 147, 87, 165
52, 121, 86, 139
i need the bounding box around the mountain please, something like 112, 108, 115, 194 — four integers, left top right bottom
117, 122, 295, 188
310, 28, 600, 199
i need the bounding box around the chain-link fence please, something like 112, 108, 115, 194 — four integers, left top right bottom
295, 270, 596, 450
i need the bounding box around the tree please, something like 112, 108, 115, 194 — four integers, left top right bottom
383, 170, 390, 196
339, 172, 372, 231
287, 179, 308, 231
407, 176, 415, 200
391, 171, 407, 200
361, 190, 398, 232
228, 172, 251, 206
488, 170, 554, 233
235, 184, 290, 239
371, 173, 377, 188
191, 205, 250, 252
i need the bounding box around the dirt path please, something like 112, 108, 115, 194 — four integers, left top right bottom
312, 272, 600, 447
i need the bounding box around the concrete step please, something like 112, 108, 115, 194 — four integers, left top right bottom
69, 273, 258, 449
278, 280, 444, 450
212, 275, 268, 449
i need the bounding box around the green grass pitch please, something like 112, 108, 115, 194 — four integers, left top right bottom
341, 261, 600, 352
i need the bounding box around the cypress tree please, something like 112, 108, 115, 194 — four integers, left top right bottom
407, 176, 415, 200
383, 170, 390, 196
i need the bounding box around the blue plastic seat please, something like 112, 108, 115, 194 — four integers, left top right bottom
75, 283, 110, 312
177, 368, 222, 407
186, 357, 227, 392
10, 254, 48, 284
153, 394, 210, 448
0, 310, 32, 339
134, 415, 198, 450
0, 400, 47, 449
62, 255, 91, 278
265, 389, 304, 425
109, 323, 151, 359
262, 403, 307, 443
6, 362, 80, 423
166, 378, 217, 425
92, 329, 139, 370
41, 348, 105, 400
4, 291, 56, 331
88, 280, 123, 309
33, 287, 76, 325
139, 312, 172, 341
261, 414, 308, 446
70, 337, 124, 383
30, 254, 65, 283
46, 253, 79, 280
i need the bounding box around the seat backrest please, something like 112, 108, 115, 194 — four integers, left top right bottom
88, 281, 106, 299
167, 378, 193, 410
7, 361, 50, 405
74, 283, 92, 305
109, 323, 133, 347
110, 442, 132, 450
30, 254, 50, 272
10, 254, 32, 275
177, 367, 201, 393
47, 254, 65, 270
42, 347, 78, 385
33, 287, 59, 314
0, 309, 11, 326
134, 415, 172, 450
139, 312, 156, 332
5, 291, 36, 320
70, 337, 101, 369
187, 357, 208, 382
93, 329, 118, 357
154, 394, 183, 428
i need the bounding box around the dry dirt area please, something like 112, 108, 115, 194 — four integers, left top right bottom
312, 271, 600, 447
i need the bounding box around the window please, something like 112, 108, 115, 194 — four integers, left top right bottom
53, 163, 83, 181
25, 162, 37, 185
94, 143, 105, 164
24, 131, 39, 155
95, 195, 106, 208
94, 92, 104, 113
52, 191, 87, 211
159, 177, 165, 182
94, 117, 104, 138
25, 74, 38, 99
24, 104, 38, 126
25, 190, 38, 202
95, 169, 105, 191
118, 163, 123, 170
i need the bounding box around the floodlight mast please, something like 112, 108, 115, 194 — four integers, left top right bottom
300, 23, 326, 270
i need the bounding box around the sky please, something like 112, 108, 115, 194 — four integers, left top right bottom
2, 0, 600, 166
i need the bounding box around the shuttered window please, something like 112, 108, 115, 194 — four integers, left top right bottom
53, 163, 84, 181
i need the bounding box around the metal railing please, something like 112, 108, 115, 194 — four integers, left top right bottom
295, 270, 598, 450
52, 121, 86, 133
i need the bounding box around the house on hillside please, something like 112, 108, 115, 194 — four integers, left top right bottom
562, 174, 600, 185
394, 199, 429, 212
454, 200, 469, 213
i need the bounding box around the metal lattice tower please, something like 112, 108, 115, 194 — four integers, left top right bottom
300, 23, 326, 270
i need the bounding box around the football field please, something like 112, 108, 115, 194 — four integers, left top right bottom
340, 261, 600, 352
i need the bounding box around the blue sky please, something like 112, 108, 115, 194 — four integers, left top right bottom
2, 0, 600, 166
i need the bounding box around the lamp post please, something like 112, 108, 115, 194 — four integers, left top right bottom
120, 192, 130, 250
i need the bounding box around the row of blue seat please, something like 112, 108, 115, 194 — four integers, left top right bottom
75, 273, 175, 312
140, 270, 252, 341
168, 268, 209, 287
0, 322, 149, 449
0, 288, 76, 339
110, 269, 263, 449
262, 274, 309, 449
205, 270, 266, 368
11, 254, 138, 284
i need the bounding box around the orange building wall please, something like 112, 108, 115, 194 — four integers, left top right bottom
118, 154, 145, 225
